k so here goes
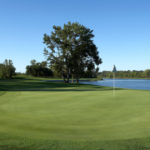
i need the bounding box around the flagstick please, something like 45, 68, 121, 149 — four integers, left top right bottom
113, 72, 115, 98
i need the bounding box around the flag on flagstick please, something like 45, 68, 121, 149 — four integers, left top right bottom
112, 65, 117, 98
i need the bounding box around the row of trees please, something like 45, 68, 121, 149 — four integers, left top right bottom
99, 70, 150, 78
25, 59, 99, 79
26, 60, 53, 77
0, 59, 16, 79
0, 58, 99, 80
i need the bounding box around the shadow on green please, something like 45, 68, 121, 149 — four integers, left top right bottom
0, 78, 124, 92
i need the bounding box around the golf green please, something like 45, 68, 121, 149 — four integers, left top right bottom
0, 77, 150, 142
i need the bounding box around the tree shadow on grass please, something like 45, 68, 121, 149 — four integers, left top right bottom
0, 79, 125, 92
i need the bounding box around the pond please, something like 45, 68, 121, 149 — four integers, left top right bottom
79, 79, 150, 90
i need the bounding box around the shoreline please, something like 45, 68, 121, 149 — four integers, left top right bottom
102, 78, 150, 79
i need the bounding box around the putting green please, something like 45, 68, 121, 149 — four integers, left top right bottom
0, 79, 150, 141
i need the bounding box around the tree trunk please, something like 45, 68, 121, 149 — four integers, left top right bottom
66, 73, 69, 83
62, 75, 66, 83
72, 74, 74, 83
76, 76, 79, 83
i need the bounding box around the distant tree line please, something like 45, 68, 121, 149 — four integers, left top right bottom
1, 58, 150, 80
0, 58, 99, 79
99, 70, 150, 78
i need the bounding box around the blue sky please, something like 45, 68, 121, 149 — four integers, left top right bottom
0, 0, 150, 73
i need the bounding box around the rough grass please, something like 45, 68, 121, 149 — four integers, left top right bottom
1, 132, 150, 150
0, 75, 150, 149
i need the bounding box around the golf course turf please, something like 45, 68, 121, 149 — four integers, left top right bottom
0, 75, 150, 149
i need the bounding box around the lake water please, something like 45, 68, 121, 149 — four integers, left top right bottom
79, 79, 150, 90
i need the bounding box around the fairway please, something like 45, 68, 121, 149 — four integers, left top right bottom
1, 76, 150, 149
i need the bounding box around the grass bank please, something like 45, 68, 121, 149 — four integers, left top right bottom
0, 75, 150, 149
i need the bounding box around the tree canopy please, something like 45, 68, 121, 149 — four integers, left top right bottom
26, 60, 53, 77
43, 21, 102, 83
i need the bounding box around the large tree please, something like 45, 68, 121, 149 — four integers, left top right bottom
43, 21, 102, 83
